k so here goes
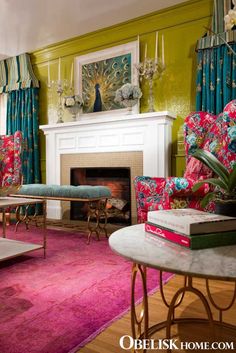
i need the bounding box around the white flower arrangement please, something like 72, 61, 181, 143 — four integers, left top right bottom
64, 94, 84, 121
224, 1, 236, 30
114, 83, 142, 107
64, 95, 83, 108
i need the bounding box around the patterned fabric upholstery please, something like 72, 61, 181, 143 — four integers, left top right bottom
0, 131, 23, 193
134, 100, 236, 223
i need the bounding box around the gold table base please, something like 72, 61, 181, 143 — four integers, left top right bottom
131, 264, 236, 353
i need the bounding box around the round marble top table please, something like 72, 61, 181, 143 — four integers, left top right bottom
109, 224, 236, 281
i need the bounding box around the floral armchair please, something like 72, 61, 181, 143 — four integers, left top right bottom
134, 100, 236, 223
0, 131, 23, 194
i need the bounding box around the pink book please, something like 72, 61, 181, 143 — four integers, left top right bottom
145, 222, 190, 248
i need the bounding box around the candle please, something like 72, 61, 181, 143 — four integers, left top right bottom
144, 43, 147, 61
58, 57, 61, 82
70, 61, 74, 87
162, 35, 165, 66
137, 35, 140, 62
155, 31, 158, 63
47, 61, 50, 86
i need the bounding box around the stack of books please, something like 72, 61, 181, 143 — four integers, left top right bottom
145, 208, 236, 250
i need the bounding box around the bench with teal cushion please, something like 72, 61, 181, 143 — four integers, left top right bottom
17, 184, 111, 199
14, 184, 112, 244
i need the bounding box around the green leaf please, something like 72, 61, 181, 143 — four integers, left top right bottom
192, 178, 228, 193
200, 192, 217, 208
228, 164, 236, 194
192, 181, 204, 192
192, 150, 229, 185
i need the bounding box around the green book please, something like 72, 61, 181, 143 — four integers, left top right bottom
145, 222, 236, 250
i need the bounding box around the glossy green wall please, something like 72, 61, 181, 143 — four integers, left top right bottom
31, 0, 213, 181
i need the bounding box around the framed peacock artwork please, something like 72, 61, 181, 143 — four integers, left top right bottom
74, 41, 139, 115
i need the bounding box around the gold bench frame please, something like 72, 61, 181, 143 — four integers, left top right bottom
11, 194, 108, 244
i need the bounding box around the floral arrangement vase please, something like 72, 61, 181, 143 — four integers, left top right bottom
64, 95, 83, 121
115, 83, 142, 114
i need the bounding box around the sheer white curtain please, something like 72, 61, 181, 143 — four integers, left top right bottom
0, 93, 7, 135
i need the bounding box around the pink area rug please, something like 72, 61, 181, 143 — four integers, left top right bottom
0, 226, 172, 353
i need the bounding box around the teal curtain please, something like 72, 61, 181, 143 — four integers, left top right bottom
196, 43, 236, 114
6, 87, 41, 184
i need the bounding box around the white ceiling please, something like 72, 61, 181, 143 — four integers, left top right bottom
0, 0, 188, 60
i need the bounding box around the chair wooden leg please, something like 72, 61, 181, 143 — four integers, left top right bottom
5, 212, 10, 226
1, 211, 11, 236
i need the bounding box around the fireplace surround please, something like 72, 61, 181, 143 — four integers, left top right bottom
60, 151, 142, 223
40, 111, 176, 223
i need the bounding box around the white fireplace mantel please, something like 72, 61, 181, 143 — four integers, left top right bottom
40, 111, 176, 219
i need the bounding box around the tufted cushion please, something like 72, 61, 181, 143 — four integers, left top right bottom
17, 184, 111, 199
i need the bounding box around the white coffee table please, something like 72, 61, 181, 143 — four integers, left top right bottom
0, 197, 47, 258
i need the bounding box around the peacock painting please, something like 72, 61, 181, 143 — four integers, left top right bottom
82, 53, 131, 113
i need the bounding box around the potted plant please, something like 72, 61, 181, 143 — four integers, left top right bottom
192, 149, 236, 217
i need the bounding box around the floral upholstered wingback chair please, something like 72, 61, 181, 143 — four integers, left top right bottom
0, 131, 23, 195
134, 100, 236, 223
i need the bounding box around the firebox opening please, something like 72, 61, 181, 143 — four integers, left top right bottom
70, 167, 131, 225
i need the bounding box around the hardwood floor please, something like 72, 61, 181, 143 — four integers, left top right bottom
79, 275, 236, 353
